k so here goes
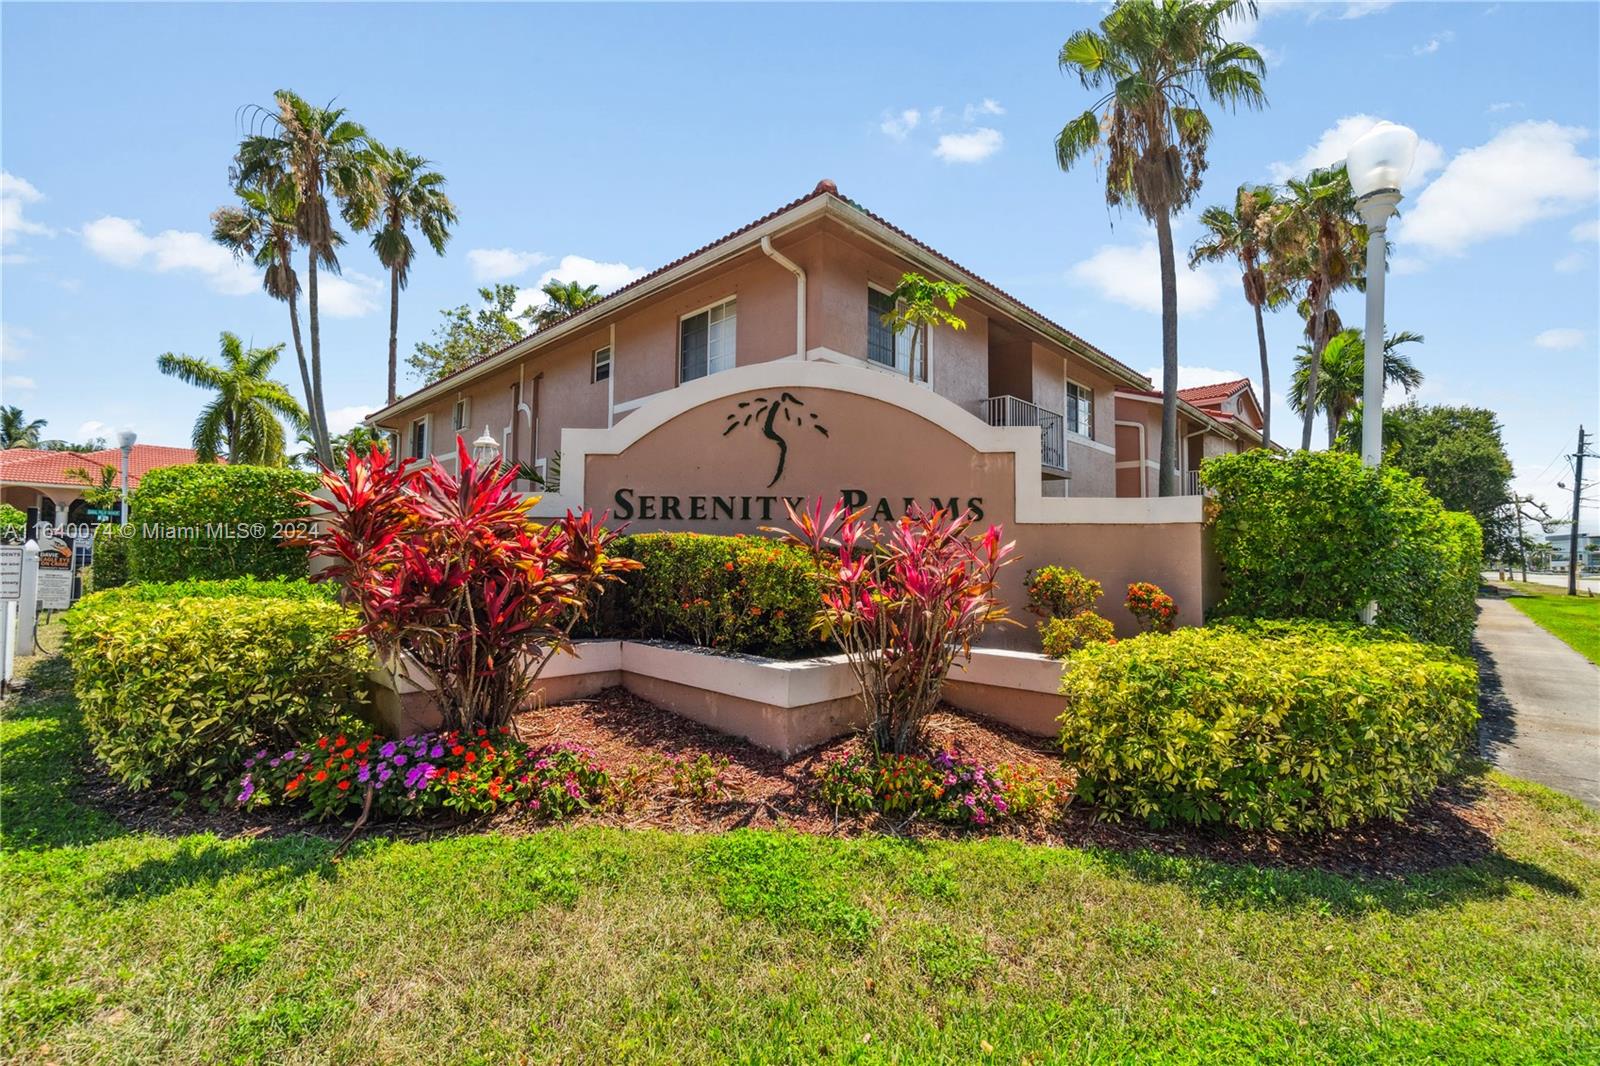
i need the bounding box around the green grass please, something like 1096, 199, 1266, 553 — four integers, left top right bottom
1500, 581, 1600, 665
4, 645, 1599, 1063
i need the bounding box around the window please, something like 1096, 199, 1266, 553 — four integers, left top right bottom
451, 397, 469, 433
867, 287, 920, 378
593, 346, 612, 383
408, 417, 429, 460
1065, 382, 1094, 438
680, 298, 736, 383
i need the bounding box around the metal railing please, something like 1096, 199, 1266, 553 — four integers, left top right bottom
980, 395, 1066, 471
1181, 469, 1203, 496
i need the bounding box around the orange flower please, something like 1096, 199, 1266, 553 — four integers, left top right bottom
337, 780, 351, 791
315, 770, 328, 782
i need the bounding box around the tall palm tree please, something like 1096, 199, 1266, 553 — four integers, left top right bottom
1056, 0, 1266, 495
234, 90, 376, 467
157, 332, 307, 465
1189, 183, 1279, 444
1268, 165, 1366, 450
1290, 328, 1423, 445
532, 279, 601, 330
369, 145, 456, 405
0, 406, 47, 449
211, 176, 317, 443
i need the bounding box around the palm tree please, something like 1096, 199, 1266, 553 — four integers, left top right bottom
1290, 328, 1423, 445
211, 176, 317, 443
369, 145, 456, 405
1268, 165, 1366, 450
234, 90, 376, 467
0, 406, 46, 448
1056, 0, 1266, 495
1189, 183, 1279, 444
532, 279, 601, 330
157, 332, 307, 465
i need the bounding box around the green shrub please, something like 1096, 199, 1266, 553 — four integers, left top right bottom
0, 503, 24, 540
87, 523, 129, 590
1202, 450, 1483, 652
1041, 613, 1116, 657
82, 575, 334, 606
1057, 624, 1478, 832
126, 464, 317, 583
598, 533, 825, 658
1026, 565, 1115, 657
63, 592, 370, 794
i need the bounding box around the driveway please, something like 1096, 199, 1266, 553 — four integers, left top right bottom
1475, 594, 1600, 808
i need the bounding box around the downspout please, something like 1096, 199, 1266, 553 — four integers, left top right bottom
760, 236, 806, 361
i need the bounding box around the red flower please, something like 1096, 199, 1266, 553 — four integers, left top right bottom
337, 780, 351, 791
463, 751, 476, 764
318, 737, 329, 750
315, 770, 328, 782
451, 745, 465, 756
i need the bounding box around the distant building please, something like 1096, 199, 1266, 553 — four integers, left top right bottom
1545, 528, 1599, 573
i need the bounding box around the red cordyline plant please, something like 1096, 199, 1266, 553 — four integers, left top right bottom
306, 439, 639, 732
775, 499, 1017, 753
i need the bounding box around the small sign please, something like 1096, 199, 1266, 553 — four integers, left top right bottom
38, 570, 72, 611
0, 545, 20, 600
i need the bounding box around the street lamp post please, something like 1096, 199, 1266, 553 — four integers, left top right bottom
1345, 121, 1420, 468
470, 426, 502, 469
116, 428, 137, 526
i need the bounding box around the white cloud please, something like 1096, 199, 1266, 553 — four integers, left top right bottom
466, 247, 548, 282
1143, 366, 1254, 393
2, 375, 36, 392
78, 420, 114, 443
81, 216, 258, 295
1533, 328, 1585, 350
1069, 242, 1223, 315
1399, 121, 1600, 256
1573, 219, 1600, 242
1268, 114, 1444, 184
1391, 255, 1428, 275
1337, 2, 1394, 19
0, 172, 53, 247
0, 322, 33, 362
935, 128, 1004, 164
1487, 101, 1522, 114
1411, 30, 1454, 56
963, 98, 1005, 123
317, 272, 383, 318
512, 255, 647, 318
1554, 251, 1587, 273
324, 404, 376, 436
880, 108, 920, 141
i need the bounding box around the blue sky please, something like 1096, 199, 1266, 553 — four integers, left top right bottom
3, 1, 1597, 515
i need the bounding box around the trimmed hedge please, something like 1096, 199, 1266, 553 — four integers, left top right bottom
1057, 623, 1478, 832
1202, 450, 1483, 653
592, 533, 825, 658
63, 585, 369, 794
126, 464, 317, 583
87, 523, 129, 590
85, 575, 334, 606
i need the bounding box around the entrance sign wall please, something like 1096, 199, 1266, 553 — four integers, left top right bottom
531, 360, 1212, 643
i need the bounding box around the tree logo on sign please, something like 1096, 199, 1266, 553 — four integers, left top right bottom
722, 391, 829, 487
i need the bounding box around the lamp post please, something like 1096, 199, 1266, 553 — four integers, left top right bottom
470, 426, 501, 469
1345, 121, 1420, 468
116, 428, 137, 526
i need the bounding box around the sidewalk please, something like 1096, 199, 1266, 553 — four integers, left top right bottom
1475, 595, 1600, 808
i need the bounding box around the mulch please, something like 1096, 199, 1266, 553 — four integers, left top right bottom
68, 685, 1506, 879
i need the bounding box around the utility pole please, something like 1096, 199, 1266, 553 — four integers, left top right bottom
1570, 426, 1587, 597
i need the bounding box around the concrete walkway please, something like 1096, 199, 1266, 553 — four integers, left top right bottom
1475, 595, 1600, 808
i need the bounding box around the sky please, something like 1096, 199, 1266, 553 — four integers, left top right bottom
2, 1, 1597, 520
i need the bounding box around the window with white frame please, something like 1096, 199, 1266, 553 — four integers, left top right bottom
593, 345, 612, 383
679, 298, 736, 383
867, 286, 920, 377
451, 397, 469, 434
1065, 382, 1094, 438
408, 417, 428, 460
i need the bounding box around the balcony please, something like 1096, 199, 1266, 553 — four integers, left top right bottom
1181, 469, 1203, 496
980, 395, 1065, 472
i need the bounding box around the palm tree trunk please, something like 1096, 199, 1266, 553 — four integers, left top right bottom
1154, 208, 1180, 496
1252, 300, 1271, 446
1300, 289, 1327, 451
306, 247, 333, 467
284, 291, 317, 458
387, 264, 400, 405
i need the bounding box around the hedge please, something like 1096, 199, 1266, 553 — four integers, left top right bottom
63, 585, 369, 794
126, 464, 317, 583
1057, 623, 1478, 832
87, 522, 129, 590
84, 575, 334, 606
1201, 449, 1483, 653
590, 533, 825, 658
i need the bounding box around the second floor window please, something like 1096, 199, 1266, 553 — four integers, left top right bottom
680, 298, 736, 383
593, 346, 612, 383
451, 398, 468, 433
1066, 382, 1094, 437
409, 417, 428, 460
867, 287, 916, 375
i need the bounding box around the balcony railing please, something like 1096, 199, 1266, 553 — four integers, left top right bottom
980, 395, 1065, 471
1181, 469, 1203, 496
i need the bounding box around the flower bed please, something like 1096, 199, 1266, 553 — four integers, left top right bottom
814, 749, 1062, 827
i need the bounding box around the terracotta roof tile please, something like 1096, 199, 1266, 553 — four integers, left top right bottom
0, 444, 206, 491
1177, 378, 1252, 404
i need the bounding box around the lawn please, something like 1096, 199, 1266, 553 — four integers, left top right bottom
1499, 581, 1600, 665
4, 649, 1599, 1064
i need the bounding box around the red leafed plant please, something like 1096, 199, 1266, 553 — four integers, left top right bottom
306, 439, 639, 732
775, 499, 1017, 753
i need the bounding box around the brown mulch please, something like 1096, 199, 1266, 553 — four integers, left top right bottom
70, 685, 1505, 879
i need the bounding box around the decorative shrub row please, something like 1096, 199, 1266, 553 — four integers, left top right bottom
1057, 622, 1478, 832
126, 463, 317, 583
237, 729, 609, 820
1202, 449, 1483, 653
593, 532, 826, 659
814, 749, 1061, 827
63, 586, 370, 794
88, 522, 129, 590
82, 575, 334, 606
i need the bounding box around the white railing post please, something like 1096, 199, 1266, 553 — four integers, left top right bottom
16, 540, 39, 657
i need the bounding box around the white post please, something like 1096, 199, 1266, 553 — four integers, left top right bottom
1357, 190, 1401, 468
16, 539, 39, 656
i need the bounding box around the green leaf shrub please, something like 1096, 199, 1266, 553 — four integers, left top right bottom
1057, 624, 1478, 832
84, 575, 334, 606
63, 588, 370, 794
87, 523, 129, 590
126, 464, 317, 583
1202, 450, 1483, 652
1026, 565, 1116, 658
596, 533, 825, 658
0, 503, 24, 540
